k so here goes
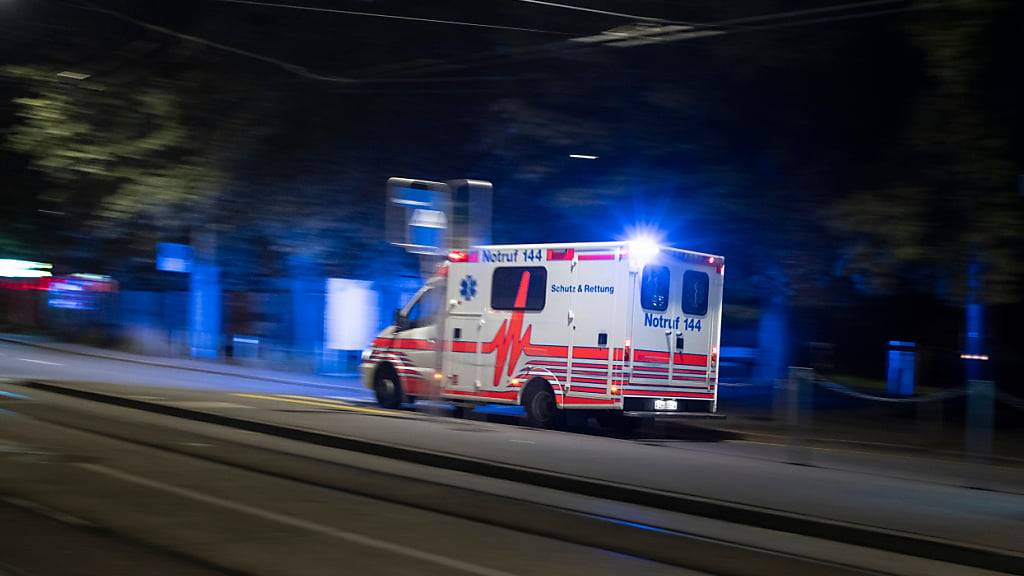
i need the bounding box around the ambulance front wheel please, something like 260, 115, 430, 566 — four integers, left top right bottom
523, 380, 564, 429
374, 365, 404, 409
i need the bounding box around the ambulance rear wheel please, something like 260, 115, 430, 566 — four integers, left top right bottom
523, 382, 564, 429
374, 366, 403, 409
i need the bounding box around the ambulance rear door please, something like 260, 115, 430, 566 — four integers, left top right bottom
627, 251, 717, 400
565, 248, 628, 404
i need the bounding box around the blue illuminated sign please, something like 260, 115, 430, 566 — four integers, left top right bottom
156, 242, 193, 273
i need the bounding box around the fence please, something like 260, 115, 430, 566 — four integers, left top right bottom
780, 367, 1023, 467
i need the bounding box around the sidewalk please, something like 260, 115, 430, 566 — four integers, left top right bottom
3, 333, 1022, 466
0, 333, 364, 393
680, 382, 1024, 465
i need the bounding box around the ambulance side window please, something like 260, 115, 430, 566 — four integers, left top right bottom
492, 267, 547, 311
681, 270, 709, 316
640, 265, 670, 311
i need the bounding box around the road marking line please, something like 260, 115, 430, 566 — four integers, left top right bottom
509, 439, 536, 444
168, 401, 253, 410
234, 393, 403, 417
16, 358, 62, 366
326, 395, 374, 403
278, 394, 377, 409
1, 496, 96, 528
77, 463, 518, 576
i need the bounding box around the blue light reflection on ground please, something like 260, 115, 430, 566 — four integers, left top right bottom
472, 404, 525, 417
0, 390, 29, 400
595, 516, 676, 535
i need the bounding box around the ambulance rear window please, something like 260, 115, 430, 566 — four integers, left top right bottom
682, 270, 709, 316
492, 267, 547, 311
640, 265, 670, 311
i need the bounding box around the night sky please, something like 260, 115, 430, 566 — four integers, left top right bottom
1, 1, 1020, 276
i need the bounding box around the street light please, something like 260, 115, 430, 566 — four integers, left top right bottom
569, 154, 598, 160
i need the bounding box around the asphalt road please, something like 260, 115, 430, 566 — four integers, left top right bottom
1, 340, 1022, 575
0, 396, 715, 576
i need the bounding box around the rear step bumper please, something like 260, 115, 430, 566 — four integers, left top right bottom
624, 411, 726, 419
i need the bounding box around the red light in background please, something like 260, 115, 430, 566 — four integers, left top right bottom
0, 277, 52, 291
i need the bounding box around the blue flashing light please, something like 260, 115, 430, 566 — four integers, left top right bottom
627, 235, 661, 270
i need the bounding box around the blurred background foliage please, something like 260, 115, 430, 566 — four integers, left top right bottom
1, 0, 1020, 307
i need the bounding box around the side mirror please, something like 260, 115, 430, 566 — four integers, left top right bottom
393, 308, 408, 330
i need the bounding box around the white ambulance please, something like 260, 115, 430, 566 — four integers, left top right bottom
361, 239, 725, 428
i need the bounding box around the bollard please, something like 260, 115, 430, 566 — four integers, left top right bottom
966, 379, 994, 463
772, 377, 787, 423
785, 367, 814, 466
915, 395, 944, 445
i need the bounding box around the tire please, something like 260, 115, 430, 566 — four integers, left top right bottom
523, 381, 564, 429
374, 366, 403, 409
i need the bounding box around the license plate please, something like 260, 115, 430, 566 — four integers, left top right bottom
654, 399, 678, 411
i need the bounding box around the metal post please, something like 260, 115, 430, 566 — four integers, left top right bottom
965, 379, 995, 490
785, 367, 814, 466
915, 394, 944, 445
772, 377, 787, 423
966, 379, 994, 463
288, 254, 325, 372
188, 260, 221, 359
